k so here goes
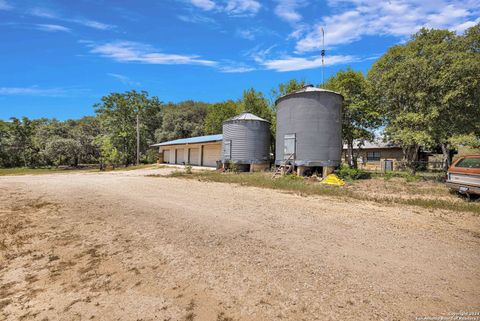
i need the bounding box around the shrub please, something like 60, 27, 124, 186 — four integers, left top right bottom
185, 164, 192, 174
336, 165, 371, 180
227, 160, 238, 173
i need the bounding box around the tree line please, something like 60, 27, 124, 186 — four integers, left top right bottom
0, 25, 478, 171
0, 88, 275, 169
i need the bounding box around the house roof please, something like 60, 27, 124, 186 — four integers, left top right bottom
224, 112, 269, 123
343, 140, 401, 150
151, 134, 223, 147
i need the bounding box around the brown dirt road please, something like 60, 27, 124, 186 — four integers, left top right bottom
1, 168, 479, 321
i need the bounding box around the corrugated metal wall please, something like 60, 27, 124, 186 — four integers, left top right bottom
275, 91, 343, 167
222, 120, 270, 164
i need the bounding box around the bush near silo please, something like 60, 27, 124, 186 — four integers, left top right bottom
336, 165, 371, 180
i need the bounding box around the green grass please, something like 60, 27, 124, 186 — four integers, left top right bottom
0, 167, 97, 176
109, 164, 161, 171
0, 163, 161, 176
156, 171, 480, 215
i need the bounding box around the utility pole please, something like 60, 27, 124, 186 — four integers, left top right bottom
136, 112, 140, 166
321, 27, 325, 87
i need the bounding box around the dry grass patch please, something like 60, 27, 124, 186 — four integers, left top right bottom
156, 171, 480, 214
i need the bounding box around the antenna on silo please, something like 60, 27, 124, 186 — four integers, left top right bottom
321, 27, 325, 87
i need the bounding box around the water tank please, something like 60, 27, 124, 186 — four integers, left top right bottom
222, 113, 271, 164
275, 86, 343, 167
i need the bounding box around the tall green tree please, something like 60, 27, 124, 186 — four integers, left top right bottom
0, 120, 12, 167
239, 88, 273, 123
368, 24, 480, 172
94, 135, 121, 169
95, 90, 162, 166
7, 117, 39, 167
155, 101, 209, 142
72, 116, 102, 164
43, 138, 81, 167
203, 100, 238, 135
324, 69, 381, 168
271, 79, 307, 102
430, 25, 480, 168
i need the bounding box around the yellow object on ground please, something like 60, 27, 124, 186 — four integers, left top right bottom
321, 174, 346, 186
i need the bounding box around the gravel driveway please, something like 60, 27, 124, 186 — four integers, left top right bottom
1, 168, 479, 321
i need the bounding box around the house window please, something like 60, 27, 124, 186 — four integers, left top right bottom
367, 151, 381, 161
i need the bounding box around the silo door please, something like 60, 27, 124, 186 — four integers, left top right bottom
223, 140, 232, 160
284, 134, 296, 159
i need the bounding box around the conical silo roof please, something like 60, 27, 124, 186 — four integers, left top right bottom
224, 112, 270, 123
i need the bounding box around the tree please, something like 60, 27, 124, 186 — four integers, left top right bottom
368, 24, 480, 172
0, 120, 12, 167
7, 117, 39, 167
43, 138, 81, 167
95, 90, 162, 166
94, 135, 121, 169
271, 79, 307, 102
431, 25, 480, 169
155, 101, 208, 142
324, 69, 381, 168
203, 100, 238, 135
72, 116, 101, 164
239, 88, 273, 123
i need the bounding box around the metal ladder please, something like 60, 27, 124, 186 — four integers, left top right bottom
272, 153, 295, 178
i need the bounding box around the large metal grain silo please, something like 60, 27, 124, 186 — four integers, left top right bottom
275, 85, 343, 176
222, 113, 271, 172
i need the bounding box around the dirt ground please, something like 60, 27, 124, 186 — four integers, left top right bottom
1, 168, 479, 321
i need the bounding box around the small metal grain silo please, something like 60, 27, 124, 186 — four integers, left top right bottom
222, 113, 271, 171
275, 85, 343, 176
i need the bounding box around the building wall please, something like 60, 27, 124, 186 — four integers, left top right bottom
342, 148, 404, 171
159, 141, 222, 167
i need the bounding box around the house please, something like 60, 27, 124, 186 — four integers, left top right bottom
151, 134, 222, 167
342, 141, 431, 171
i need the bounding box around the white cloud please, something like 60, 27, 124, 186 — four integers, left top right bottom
107, 73, 141, 86
28, 7, 115, 30
71, 18, 114, 30
0, 87, 67, 96
236, 28, 256, 40
224, 0, 261, 16
89, 41, 217, 66
188, 0, 261, 16
260, 55, 356, 72
190, 0, 216, 10
453, 17, 480, 33
219, 65, 255, 73
274, 0, 306, 23
177, 14, 216, 24
296, 0, 480, 52
35, 24, 71, 33
0, 0, 13, 10
28, 7, 57, 18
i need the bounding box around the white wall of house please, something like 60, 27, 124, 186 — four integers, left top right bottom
159, 141, 221, 167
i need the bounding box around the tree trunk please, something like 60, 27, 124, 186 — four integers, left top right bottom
440, 143, 450, 172
347, 140, 354, 168
411, 146, 419, 175
403, 145, 419, 175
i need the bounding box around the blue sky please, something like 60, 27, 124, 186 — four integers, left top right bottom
0, 0, 479, 120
